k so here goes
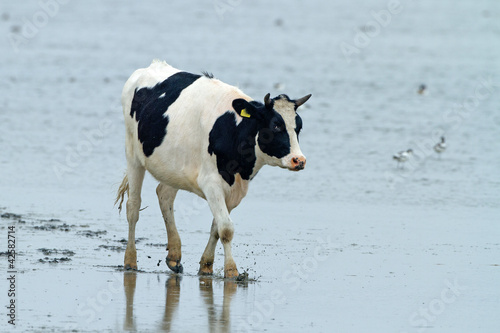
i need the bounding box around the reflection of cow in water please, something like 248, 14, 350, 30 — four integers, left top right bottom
117, 60, 311, 278
123, 273, 243, 332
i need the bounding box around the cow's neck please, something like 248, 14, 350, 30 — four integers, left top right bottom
250, 141, 270, 180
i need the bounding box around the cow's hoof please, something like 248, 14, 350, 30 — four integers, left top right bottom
124, 263, 137, 270
224, 267, 239, 279
236, 272, 249, 282
198, 262, 213, 276
166, 258, 183, 274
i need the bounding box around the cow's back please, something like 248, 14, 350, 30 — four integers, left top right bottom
121, 60, 251, 194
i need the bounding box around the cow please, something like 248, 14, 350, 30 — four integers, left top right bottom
115, 60, 311, 278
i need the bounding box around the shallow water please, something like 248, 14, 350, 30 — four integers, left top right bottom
2, 202, 499, 332
1, 0, 500, 332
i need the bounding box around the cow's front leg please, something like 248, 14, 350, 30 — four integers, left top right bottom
156, 183, 183, 273
202, 185, 239, 278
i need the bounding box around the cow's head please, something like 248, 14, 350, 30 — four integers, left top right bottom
232, 93, 311, 171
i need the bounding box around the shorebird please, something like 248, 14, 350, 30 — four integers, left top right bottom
418, 84, 426, 95
434, 136, 446, 157
393, 149, 413, 168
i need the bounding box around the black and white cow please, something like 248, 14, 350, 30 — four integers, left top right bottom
116, 60, 311, 278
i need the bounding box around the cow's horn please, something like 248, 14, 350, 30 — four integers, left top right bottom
295, 94, 312, 108
264, 93, 272, 108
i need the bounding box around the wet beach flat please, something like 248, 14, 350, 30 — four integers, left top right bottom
1, 202, 499, 332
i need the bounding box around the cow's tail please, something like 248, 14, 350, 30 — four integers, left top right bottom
115, 174, 129, 213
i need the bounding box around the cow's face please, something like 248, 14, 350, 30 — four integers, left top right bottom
232, 93, 311, 171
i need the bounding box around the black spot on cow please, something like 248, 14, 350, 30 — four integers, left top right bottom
208, 97, 292, 186
130, 72, 201, 157
295, 113, 303, 139
208, 112, 259, 186
257, 111, 290, 159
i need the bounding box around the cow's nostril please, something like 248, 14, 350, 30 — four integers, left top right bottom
292, 157, 298, 164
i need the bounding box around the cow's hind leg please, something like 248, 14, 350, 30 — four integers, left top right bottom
156, 183, 183, 273
198, 219, 219, 275
124, 162, 145, 270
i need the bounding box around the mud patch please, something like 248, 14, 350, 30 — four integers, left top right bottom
33, 223, 74, 232
0, 211, 75, 231
1, 212, 22, 219
116, 237, 147, 244
97, 244, 126, 252
38, 248, 75, 256
0, 211, 26, 224
38, 257, 72, 264
77, 230, 107, 237
95, 264, 148, 273
145, 242, 167, 247
39, 218, 62, 223
144, 243, 167, 248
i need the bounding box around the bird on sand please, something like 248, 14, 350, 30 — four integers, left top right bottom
418, 84, 426, 95
393, 149, 413, 168
434, 136, 446, 157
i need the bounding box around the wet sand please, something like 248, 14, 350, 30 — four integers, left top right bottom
1, 202, 499, 332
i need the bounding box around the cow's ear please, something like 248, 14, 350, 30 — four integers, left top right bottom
232, 99, 257, 119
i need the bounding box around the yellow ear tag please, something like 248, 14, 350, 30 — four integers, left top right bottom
240, 108, 251, 118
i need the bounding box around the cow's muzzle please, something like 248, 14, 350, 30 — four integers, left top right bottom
290, 156, 306, 171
